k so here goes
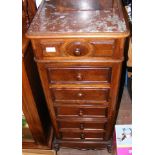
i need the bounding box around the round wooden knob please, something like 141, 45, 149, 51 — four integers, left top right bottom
77, 92, 83, 97
79, 109, 83, 116
80, 123, 84, 130
80, 133, 85, 140
76, 73, 82, 80
74, 48, 81, 56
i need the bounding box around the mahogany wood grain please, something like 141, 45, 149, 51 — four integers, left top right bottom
22, 42, 53, 149
31, 38, 125, 60
36, 63, 61, 138
57, 140, 109, 150
60, 131, 105, 141
51, 88, 110, 102
47, 67, 112, 84
58, 122, 107, 131
26, 0, 130, 151
22, 0, 52, 149
55, 107, 108, 118
22, 60, 46, 144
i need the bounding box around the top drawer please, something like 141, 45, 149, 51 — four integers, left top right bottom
32, 39, 121, 59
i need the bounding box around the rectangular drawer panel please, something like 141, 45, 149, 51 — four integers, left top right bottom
35, 39, 117, 59
52, 88, 110, 102
40, 40, 64, 57
55, 107, 108, 118
47, 67, 112, 84
59, 39, 115, 58
60, 141, 107, 149
90, 40, 115, 57
61, 131, 105, 140
58, 121, 107, 130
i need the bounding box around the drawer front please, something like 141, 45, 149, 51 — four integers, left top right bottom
47, 67, 112, 84
61, 40, 115, 57
90, 40, 115, 57
61, 131, 105, 140
40, 40, 64, 57
60, 141, 107, 149
58, 121, 107, 130
52, 88, 110, 102
36, 39, 116, 58
55, 107, 108, 118
61, 41, 93, 57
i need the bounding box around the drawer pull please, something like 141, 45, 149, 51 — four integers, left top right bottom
76, 73, 82, 80
74, 48, 81, 56
80, 123, 84, 130
79, 109, 83, 116
77, 92, 83, 97
80, 133, 85, 140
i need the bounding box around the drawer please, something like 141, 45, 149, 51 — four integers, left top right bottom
58, 121, 107, 131
59, 141, 107, 149
36, 39, 116, 58
55, 107, 108, 118
40, 40, 64, 57
60, 131, 105, 140
90, 40, 115, 57
47, 67, 112, 84
61, 41, 94, 57
52, 88, 110, 102
61, 40, 115, 57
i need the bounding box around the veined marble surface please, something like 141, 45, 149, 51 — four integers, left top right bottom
28, 0, 127, 35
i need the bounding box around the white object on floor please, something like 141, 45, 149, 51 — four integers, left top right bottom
36, 0, 42, 8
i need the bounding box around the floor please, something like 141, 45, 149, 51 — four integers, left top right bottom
58, 149, 111, 155
22, 149, 56, 155
57, 87, 132, 155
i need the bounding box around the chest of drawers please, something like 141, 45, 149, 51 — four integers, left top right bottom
26, 0, 129, 152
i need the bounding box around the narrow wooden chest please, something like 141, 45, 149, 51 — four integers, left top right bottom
26, 0, 129, 152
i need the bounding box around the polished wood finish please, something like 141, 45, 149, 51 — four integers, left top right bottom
22, 41, 53, 149
52, 88, 110, 102
26, 0, 129, 152
57, 140, 109, 150
47, 67, 112, 84
29, 38, 125, 59
55, 107, 108, 117
22, 0, 52, 149
60, 131, 105, 140
58, 121, 107, 130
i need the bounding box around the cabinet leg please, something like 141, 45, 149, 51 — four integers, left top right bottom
107, 142, 112, 153
53, 143, 60, 154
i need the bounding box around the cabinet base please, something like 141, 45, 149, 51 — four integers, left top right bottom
53, 139, 112, 152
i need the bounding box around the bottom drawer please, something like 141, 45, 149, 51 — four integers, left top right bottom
60, 131, 105, 140
58, 140, 107, 149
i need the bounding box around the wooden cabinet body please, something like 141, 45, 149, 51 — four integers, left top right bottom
22, 0, 52, 149
26, 0, 129, 151
22, 42, 53, 149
